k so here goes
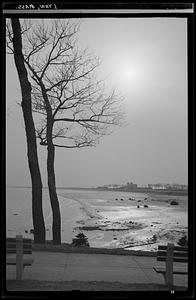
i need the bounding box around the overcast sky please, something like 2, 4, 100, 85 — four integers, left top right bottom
6, 17, 188, 187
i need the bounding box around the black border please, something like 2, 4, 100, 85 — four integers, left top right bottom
2, 2, 194, 299
2, 2, 194, 10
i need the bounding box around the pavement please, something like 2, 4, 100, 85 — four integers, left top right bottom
6, 251, 188, 287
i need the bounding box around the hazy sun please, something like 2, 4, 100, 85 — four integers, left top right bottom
109, 55, 148, 93
118, 62, 144, 86
122, 67, 136, 80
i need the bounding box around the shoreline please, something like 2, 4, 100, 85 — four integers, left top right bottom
6, 188, 188, 251
7, 186, 188, 196
58, 192, 188, 251
57, 187, 188, 196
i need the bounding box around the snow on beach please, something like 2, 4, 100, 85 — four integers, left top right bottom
6, 187, 188, 251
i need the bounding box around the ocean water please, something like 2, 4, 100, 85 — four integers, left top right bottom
6, 187, 147, 237
6, 187, 85, 242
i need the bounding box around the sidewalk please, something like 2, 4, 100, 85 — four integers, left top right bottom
6, 251, 188, 287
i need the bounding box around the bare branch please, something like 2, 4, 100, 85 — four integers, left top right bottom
14, 18, 124, 149
6, 21, 14, 53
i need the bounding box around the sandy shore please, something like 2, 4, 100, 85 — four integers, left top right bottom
59, 191, 188, 251
6, 188, 188, 251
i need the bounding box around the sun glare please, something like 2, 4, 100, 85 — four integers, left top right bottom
114, 59, 147, 91
123, 68, 135, 79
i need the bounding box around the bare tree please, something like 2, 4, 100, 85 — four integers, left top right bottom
7, 19, 46, 243
12, 19, 125, 244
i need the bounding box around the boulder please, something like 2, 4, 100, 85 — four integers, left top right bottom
170, 200, 179, 205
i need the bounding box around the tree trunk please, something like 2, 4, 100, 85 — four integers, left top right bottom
47, 140, 61, 244
11, 18, 46, 244
39, 82, 61, 245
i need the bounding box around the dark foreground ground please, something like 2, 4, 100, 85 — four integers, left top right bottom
6, 251, 188, 291
6, 279, 187, 291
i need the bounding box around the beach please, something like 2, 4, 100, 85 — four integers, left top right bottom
6, 187, 188, 251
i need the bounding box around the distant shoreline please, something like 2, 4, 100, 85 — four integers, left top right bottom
59, 187, 188, 196
7, 186, 188, 196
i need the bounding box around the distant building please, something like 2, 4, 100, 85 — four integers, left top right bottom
140, 184, 150, 188
125, 182, 138, 189
148, 184, 166, 190
106, 184, 122, 189
97, 184, 122, 190
97, 182, 137, 190
148, 183, 188, 190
